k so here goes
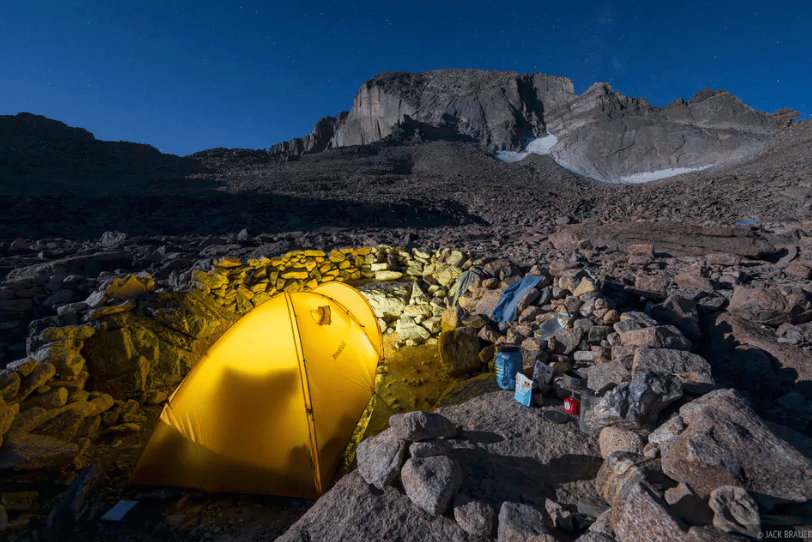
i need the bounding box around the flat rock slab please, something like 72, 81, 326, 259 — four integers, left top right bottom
276, 392, 603, 541
275, 471, 485, 542
549, 221, 775, 258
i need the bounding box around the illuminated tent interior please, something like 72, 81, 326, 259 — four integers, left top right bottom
128, 281, 383, 499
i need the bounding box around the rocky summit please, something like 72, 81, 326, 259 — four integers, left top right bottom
269, 69, 797, 182
1, 68, 811, 542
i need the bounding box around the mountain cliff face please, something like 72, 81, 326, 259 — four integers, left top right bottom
269, 69, 797, 182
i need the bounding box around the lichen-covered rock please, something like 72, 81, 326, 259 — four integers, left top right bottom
395, 315, 431, 342
35, 394, 115, 441
16, 362, 56, 403
0, 370, 21, 402
8, 406, 55, 434
82, 290, 238, 399
20, 387, 68, 410
361, 286, 410, 320
31, 340, 87, 377
0, 399, 20, 436
5, 358, 36, 377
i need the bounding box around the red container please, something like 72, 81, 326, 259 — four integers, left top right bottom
563, 396, 580, 416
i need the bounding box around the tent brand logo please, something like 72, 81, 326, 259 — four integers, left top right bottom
332, 340, 347, 359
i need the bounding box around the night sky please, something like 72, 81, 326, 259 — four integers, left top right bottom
3, 0, 811, 157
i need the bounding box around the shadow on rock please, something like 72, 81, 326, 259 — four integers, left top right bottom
3, 191, 489, 242
449, 447, 601, 508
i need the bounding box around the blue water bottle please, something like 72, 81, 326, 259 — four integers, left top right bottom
494, 345, 523, 390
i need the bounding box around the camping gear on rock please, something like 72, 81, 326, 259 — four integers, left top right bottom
491, 275, 546, 322
543, 410, 569, 424
128, 281, 383, 499
494, 344, 523, 390
553, 376, 570, 400
514, 373, 534, 407
535, 311, 571, 340
563, 396, 580, 416
449, 269, 479, 307
578, 390, 599, 435
563, 370, 586, 389
533, 360, 554, 395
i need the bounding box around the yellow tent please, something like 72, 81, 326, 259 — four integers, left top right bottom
129, 281, 383, 499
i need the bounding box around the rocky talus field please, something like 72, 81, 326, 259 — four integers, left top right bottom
1, 86, 812, 541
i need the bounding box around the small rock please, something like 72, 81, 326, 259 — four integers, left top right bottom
497, 501, 550, 542
598, 426, 645, 458
409, 439, 454, 458
356, 429, 406, 490
619, 325, 692, 351
453, 493, 495, 537
708, 485, 761, 539
400, 456, 462, 516
389, 411, 459, 441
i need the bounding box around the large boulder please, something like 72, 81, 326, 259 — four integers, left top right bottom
609, 482, 688, 542
388, 411, 459, 441
582, 371, 683, 432
0, 432, 78, 470
728, 283, 812, 325
438, 327, 481, 377
650, 295, 702, 345
660, 388, 812, 506
632, 348, 714, 385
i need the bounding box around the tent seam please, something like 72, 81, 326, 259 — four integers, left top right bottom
285, 292, 323, 494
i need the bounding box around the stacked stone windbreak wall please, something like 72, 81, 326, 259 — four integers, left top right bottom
0, 245, 478, 466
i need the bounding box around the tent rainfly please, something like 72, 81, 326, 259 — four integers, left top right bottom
129, 281, 383, 499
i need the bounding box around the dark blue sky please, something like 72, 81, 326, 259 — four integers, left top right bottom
4, 1, 810, 157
